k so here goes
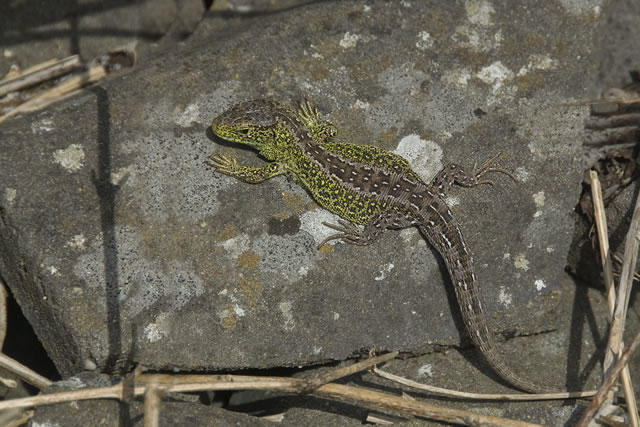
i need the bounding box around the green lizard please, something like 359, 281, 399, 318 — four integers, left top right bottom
208, 99, 551, 393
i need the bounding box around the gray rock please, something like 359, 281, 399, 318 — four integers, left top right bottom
1, 0, 598, 388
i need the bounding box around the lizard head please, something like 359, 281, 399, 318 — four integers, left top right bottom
211, 100, 298, 157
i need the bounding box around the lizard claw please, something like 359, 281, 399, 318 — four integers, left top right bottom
318, 220, 367, 248
472, 152, 517, 185
207, 153, 238, 174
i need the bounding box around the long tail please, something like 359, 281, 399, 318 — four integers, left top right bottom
419, 212, 552, 393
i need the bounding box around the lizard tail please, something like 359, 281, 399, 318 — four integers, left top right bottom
419, 220, 553, 394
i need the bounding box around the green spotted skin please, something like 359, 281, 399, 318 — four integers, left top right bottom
209, 99, 551, 393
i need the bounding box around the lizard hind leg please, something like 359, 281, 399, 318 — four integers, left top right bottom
318, 219, 370, 248
431, 152, 517, 198
318, 210, 418, 249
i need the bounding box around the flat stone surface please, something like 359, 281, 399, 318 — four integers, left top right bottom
0, 0, 601, 380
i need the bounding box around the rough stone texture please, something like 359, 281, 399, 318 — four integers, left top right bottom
1, 0, 601, 389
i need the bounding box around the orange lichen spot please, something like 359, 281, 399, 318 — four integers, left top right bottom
222, 304, 237, 329
237, 251, 260, 269
238, 277, 263, 309
218, 223, 237, 242
319, 242, 334, 255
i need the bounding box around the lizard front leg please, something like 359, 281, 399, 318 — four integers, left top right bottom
207, 153, 285, 184
319, 209, 417, 248
297, 100, 338, 142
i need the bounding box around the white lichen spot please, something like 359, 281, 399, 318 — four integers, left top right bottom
56, 376, 85, 390
48, 265, 58, 275
494, 30, 503, 44
297, 265, 309, 276
353, 99, 370, 110
363, 5, 371, 12
333, 312, 340, 320
546, 247, 555, 253
5, 188, 16, 206
533, 191, 545, 208
517, 54, 558, 76
399, 227, 421, 243
53, 144, 85, 172
453, 26, 481, 49
311, 52, 324, 60
514, 254, 530, 271
220, 234, 251, 258
111, 165, 135, 186
279, 301, 295, 330
374, 263, 394, 281
144, 322, 163, 343
498, 286, 513, 306
514, 167, 529, 182
533, 191, 545, 217
503, 252, 511, 259
465, 0, 495, 26
534, 279, 547, 291
66, 234, 87, 250
313, 346, 323, 355
175, 103, 201, 126
31, 117, 54, 133
476, 61, 514, 93
442, 68, 472, 87
234, 304, 246, 317
394, 135, 443, 182
417, 364, 433, 377
558, 0, 603, 17
416, 31, 434, 50
339, 32, 360, 49
218, 288, 228, 296
445, 195, 460, 208
300, 209, 343, 246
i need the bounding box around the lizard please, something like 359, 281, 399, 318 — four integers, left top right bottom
207, 99, 549, 393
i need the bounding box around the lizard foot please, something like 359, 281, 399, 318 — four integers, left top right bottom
471, 152, 517, 186
298, 99, 338, 141
318, 220, 368, 248
207, 153, 238, 175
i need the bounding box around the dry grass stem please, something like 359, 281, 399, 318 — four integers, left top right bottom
0, 369, 542, 426
0, 55, 82, 97
372, 367, 596, 401
143, 381, 165, 427
299, 351, 398, 392
0, 377, 17, 388
0, 279, 6, 348
577, 329, 640, 426
0, 409, 34, 427
591, 171, 639, 426
0, 63, 106, 124
0, 353, 53, 391
590, 171, 617, 315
